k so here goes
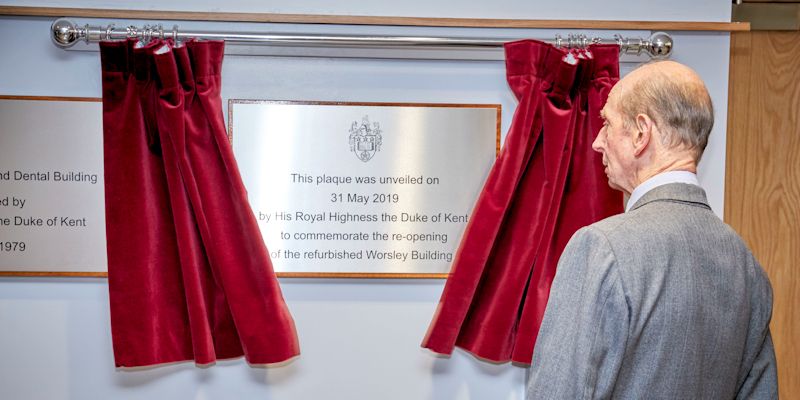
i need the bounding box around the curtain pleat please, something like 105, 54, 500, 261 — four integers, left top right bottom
101, 39, 299, 368
422, 40, 623, 364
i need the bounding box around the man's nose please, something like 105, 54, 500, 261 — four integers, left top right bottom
591, 133, 603, 153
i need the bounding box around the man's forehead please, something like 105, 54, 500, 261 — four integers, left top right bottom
610, 76, 630, 97
602, 86, 622, 115
605, 76, 632, 109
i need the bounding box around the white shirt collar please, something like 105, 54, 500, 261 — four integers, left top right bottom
625, 171, 700, 212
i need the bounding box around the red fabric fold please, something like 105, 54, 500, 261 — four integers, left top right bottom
422, 40, 623, 364
101, 39, 299, 368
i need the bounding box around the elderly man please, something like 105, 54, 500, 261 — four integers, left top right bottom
527, 61, 777, 399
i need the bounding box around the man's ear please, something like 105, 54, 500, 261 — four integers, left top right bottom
632, 113, 653, 157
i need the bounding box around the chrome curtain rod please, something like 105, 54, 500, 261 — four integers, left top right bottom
50, 18, 673, 58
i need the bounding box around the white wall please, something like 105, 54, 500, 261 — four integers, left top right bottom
0, 2, 732, 399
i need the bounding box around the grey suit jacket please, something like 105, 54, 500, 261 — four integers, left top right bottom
527, 183, 777, 399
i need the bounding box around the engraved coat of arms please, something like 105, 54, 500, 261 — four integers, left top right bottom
348, 116, 383, 162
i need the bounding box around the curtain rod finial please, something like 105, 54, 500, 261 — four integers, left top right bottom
648, 32, 673, 58
51, 18, 82, 48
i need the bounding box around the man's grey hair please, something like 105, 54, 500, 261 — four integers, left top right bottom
619, 61, 714, 160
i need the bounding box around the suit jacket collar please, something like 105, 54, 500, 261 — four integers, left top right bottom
629, 183, 711, 212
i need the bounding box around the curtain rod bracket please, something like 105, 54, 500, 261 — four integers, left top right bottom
50, 18, 673, 59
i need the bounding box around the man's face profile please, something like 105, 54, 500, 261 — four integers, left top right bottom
593, 84, 635, 194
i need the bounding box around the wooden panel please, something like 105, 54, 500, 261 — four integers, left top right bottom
726, 31, 800, 399
0, 6, 750, 31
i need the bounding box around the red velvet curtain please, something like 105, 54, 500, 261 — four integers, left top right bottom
101, 39, 299, 367
422, 40, 623, 364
